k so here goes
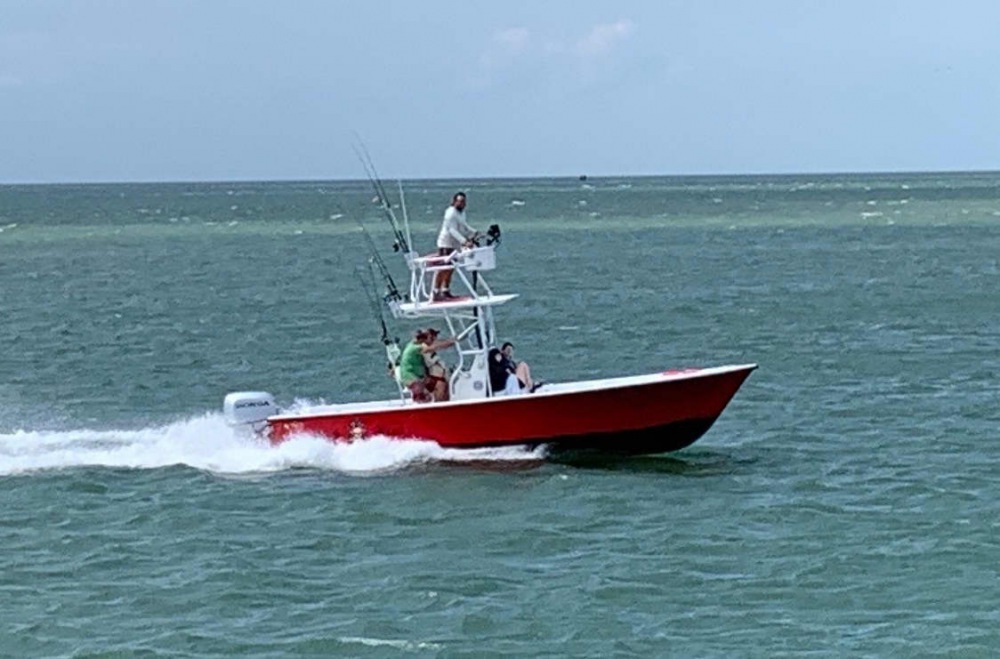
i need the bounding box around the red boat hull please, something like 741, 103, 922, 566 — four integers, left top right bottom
267, 365, 755, 455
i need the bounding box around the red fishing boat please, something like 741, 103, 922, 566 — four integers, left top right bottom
223, 178, 755, 455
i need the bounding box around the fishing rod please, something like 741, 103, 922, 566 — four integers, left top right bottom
354, 217, 403, 304
354, 139, 395, 219
330, 197, 403, 305
351, 135, 410, 253
363, 159, 408, 253
397, 179, 413, 256
354, 266, 393, 346
355, 264, 404, 389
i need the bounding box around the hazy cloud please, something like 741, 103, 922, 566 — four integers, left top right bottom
494, 27, 530, 55
474, 19, 637, 91
575, 19, 635, 57
479, 26, 532, 73
481, 19, 635, 72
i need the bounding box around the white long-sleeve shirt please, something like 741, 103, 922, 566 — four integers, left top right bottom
436, 206, 476, 249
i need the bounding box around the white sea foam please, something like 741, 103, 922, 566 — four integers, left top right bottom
0, 414, 545, 477
339, 637, 443, 651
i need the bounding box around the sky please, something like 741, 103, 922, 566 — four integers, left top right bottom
2, 0, 999, 183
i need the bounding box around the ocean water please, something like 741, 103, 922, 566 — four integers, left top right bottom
1, 172, 999, 656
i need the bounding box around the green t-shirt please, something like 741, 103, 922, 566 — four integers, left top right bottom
398, 340, 426, 385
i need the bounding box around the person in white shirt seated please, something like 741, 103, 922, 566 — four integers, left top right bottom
433, 191, 479, 301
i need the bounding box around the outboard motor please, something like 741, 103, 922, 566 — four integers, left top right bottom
223, 391, 277, 434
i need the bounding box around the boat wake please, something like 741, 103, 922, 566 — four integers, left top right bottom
0, 414, 546, 477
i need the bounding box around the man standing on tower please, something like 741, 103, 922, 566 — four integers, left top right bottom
433, 191, 479, 301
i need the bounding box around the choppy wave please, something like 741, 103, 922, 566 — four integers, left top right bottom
0, 414, 545, 477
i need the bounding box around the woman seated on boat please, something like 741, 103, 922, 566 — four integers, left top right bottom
501, 342, 537, 392
398, 328, 456, 402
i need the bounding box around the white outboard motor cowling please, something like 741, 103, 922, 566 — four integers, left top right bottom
223, 391, 277, 431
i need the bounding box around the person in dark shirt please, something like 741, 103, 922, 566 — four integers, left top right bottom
488, 347, 519, 396
488, 342, 540, 396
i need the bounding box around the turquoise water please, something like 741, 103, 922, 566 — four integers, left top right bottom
2, 172, 999, 655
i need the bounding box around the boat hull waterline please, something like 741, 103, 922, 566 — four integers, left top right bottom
266, 364, 756, 455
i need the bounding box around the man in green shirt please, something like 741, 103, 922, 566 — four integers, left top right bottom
398, 328, 456, 402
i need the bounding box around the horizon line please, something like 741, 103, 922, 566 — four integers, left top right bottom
2, 166, 999, 188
